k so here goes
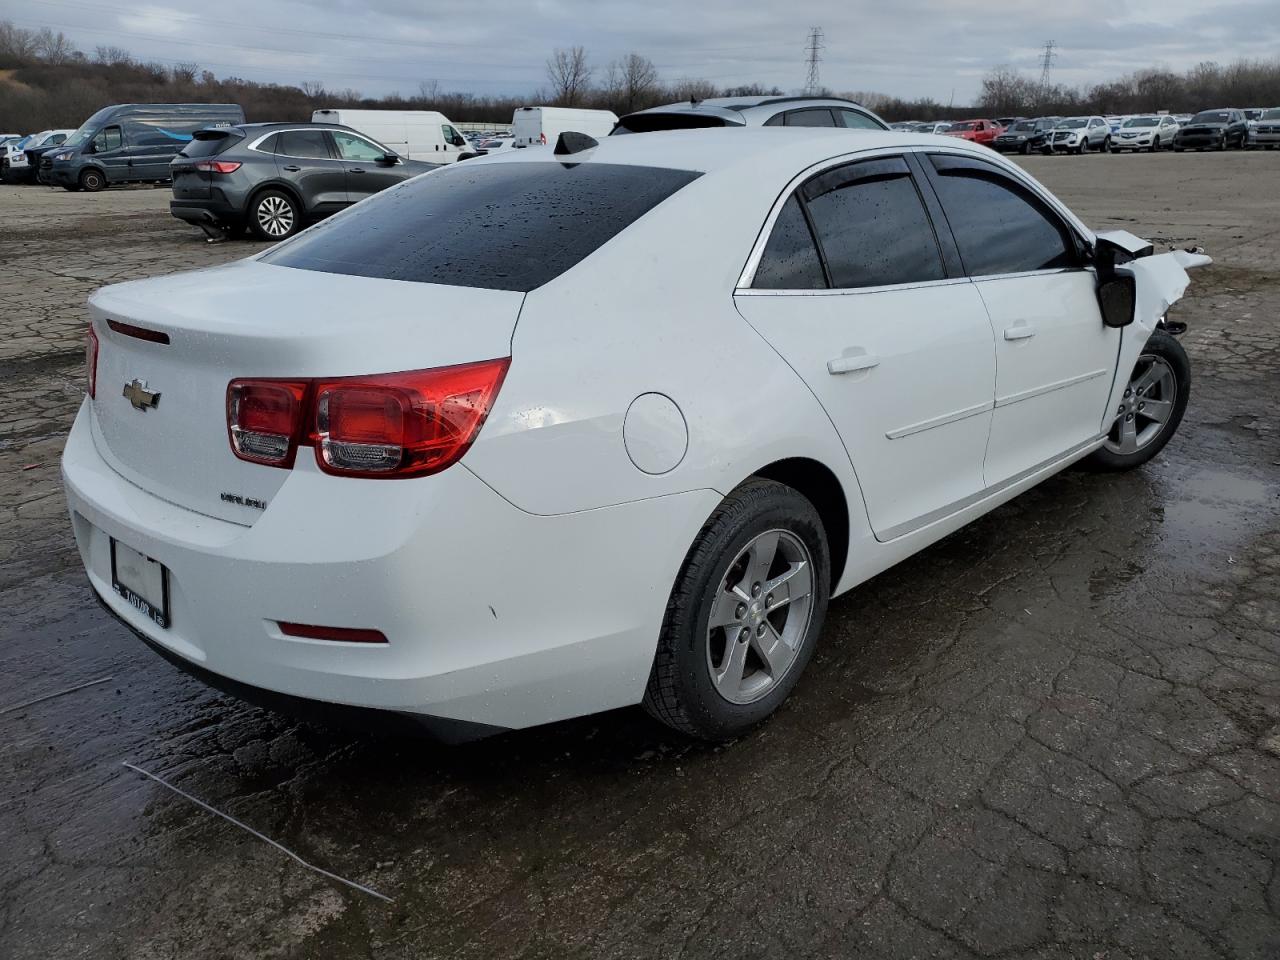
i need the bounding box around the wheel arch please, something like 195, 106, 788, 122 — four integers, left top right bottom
79, 164, 108, 185
751, 457, 850, 590
247, 180, 306, 217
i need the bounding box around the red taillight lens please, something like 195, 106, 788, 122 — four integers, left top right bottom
86, 325, 99, 399
227, 380, 308, 466
193, 160, 242, 174
278, 622, 387, 644
311, 358, 510, 478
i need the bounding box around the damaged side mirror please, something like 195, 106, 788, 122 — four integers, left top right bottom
1098, 275, 1136, 328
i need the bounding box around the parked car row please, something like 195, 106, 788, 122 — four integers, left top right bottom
889, 107, 1279, 154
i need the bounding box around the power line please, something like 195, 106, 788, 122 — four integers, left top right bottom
803, 26, 823, 95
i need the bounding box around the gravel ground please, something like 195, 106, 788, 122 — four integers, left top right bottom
0, 152, 1278, 959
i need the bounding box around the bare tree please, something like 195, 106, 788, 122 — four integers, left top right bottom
33, 27, 76, 64
0, 21, 40, 59
171, 61, 199, 84
300, 80, 327, 100
418, 79, 440, 102
668, 77, 717, 104
546, 46, 592, 106
614, 52, 658, 112
94, 45, 133, 65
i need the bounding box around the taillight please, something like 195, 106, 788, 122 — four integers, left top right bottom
311, 359, 509, 478
225, 360, 509, 479
86, 324, 99, 399
193, 160, 242, 174
227, 380, 308, 466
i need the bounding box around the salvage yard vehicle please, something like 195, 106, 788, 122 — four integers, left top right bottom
992, 117, 1060, 154
169, 121, 439, 240
612, 96, 887, 133
510, 106, 619, 146
43, 103, 245, 191
1110, 115, 1181, 153
941, 118, 1001, 145
1249, 107, 1280, 148
1047, 116, 1111, 153
63, 128, 1209, 742
310, 109, 475, 162
1172, 109, 1249, 151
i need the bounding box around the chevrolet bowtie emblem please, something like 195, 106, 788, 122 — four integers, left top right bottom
122, 379, 161, 411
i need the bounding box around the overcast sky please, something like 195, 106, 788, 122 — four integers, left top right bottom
12, 0, 1280, 103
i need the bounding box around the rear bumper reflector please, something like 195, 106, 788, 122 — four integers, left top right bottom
278, 621, 388, 644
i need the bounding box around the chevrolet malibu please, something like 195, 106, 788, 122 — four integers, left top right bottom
63, 129, 1209, 742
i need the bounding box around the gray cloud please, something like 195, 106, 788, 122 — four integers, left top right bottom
10, 0, 1279, 102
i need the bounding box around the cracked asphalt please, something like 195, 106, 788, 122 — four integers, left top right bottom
1, 153, 1278, 959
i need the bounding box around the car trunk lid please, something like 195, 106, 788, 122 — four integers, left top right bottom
89, 259, 523, 525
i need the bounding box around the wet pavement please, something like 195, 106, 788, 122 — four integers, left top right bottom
1, 154, 1278, 959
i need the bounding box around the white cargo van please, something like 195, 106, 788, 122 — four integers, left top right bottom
510, 107, 619, 147
311, 109, 474, 162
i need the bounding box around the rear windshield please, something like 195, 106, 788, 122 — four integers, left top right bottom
262, 161, 702, 291
179, 130, 244, 158
613, 113, 729, 134
1191, 111, 1230, 124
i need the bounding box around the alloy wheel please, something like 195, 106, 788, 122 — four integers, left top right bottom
1104, 353, 1177, 456
256, 196, 295, 238
705, 529, 814, 705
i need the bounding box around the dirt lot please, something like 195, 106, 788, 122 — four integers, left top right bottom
1, 153, 1278, 959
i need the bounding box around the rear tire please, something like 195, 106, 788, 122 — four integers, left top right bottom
1085, 332, 1190, 471
79, 168, 106, 192
249, 190, 301, 241
643, 479, 830, 741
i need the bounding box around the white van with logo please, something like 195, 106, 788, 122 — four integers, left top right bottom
311, 109, 474, 162
510, 106, 619, 147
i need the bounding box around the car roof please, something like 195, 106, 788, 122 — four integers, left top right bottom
627, 95, 873, 117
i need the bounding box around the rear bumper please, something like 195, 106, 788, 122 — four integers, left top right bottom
169, 197, 240, 227
62, 399, 715, 730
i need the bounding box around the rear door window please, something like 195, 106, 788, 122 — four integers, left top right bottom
926, 155, 1077, 276
262, 161, 702, 292
277, 130, 333, 159
785, 109, 836, 127
836, 109, 883, 130
802, 156, 945, 288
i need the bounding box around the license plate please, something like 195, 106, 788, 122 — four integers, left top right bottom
111, 539, 170, 628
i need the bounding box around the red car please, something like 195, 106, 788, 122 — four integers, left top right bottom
942, 119, 1002, 146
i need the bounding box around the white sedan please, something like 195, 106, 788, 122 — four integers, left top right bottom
62, 128, 1209, 741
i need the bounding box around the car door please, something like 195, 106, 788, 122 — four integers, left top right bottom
331, 130, 402, 202
919, 153, 1118, 487
89, 124, 128, 180
274, 129, 347, 213
733, 153, 997, 541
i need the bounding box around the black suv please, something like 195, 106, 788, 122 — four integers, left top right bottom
170, 122, 440, 240
1172, 109, 1249, 151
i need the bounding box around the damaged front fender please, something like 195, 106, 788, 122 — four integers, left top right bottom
1101, 245, 1212, 432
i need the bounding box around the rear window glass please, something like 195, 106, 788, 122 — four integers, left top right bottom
613, 113, 729, 134
179, 131, 243, 158
262, 161, 702, 292
278, 130, 331, 158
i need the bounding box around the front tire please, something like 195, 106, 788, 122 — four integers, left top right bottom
249, 190, 301, 241
1086, 332, 1190, 471
79, 168, 106, 192
643, 479, 830, 740
1151, 136, 1161, 153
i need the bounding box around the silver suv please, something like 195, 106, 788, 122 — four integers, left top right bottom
613, 96, 887, 134
1047, 116, 1112, 154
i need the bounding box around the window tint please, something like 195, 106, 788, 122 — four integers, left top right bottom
257, 133, 280, 154
178, 131, 243, 158
262, 161, 701, 292
786, 109, 836, 127
333, 131, 386, 161
753, 196, 825, 289
927, 157, 1075, 276
442, 124, 462, 145
836, 109, 883, 130
93, 126, 123, 152
278, 130, 332, 159
803, 158, 945, 289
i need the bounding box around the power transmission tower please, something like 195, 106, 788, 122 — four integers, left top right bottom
804, 27, 824, 95
1038, 40, 1057, 95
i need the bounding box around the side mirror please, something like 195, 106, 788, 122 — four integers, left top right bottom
451, 135, 466, 147
1098, 276, 1136, 328
84, 142, 96, 155
378, 152, 399, 165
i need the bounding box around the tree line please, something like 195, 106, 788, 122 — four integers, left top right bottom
2, 20, 1277, 135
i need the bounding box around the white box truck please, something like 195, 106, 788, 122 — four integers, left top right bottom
311, 109, 475, 162
510, 107, 619, 147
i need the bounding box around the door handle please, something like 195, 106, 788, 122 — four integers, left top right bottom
1004, 323, 1036, 341
282, 164, 301, 172
349, 168, 365, 174
827, 353, 880, 375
